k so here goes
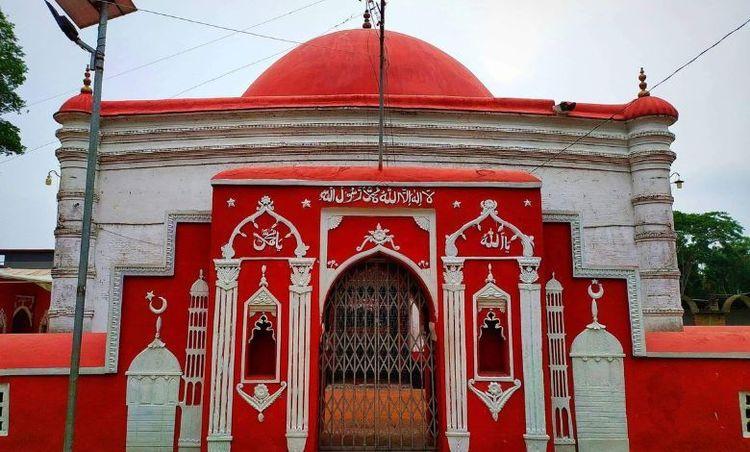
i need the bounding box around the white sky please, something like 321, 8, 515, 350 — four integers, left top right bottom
1, 0, 748, 249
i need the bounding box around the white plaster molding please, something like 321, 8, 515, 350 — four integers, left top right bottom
179, 270, 209, 451
207, 258, 241, 451
240, 265, 282, 384
472, 265, 514, 382
319, 186, 435, 206
542, 211, 645, 356
445, 199, 534, 258
413, 215, 430, 231
126, 291, 181, 451
236, 382, 287, 422
325, 215, 343, 231
519, 278, 550, 452
570, 281, 629, 452
108, 211, 211, 374
442, 256, 469, 452
355, 223, 400, 251
286, 257, 314, 452
544, 274, 576, 450
467, 379, 522, 421
319, 208, 438, 315
221, 195, 308, 259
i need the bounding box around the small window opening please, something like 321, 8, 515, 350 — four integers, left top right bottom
245, 314, 277, 380
477, 309, 509, 375
0, 383, 8, 436
740, 392, 750, 438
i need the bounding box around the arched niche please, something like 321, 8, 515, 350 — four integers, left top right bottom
320, 245, 437, 318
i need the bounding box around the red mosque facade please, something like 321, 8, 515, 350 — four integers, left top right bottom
0, 29, 749, 452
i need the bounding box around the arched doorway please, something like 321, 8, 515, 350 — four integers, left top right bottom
318, 257, 438, 450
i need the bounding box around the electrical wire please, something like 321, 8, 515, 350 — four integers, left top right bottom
0, 140, 58, 166
25, 0, 331, 108
99, 0, 360, 56
1, 9, 360, 165
529, 14, 750, 174
169, 10, 360, 97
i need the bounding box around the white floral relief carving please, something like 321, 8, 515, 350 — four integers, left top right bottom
326, 215, 343, 231
413, 216, 430, 231
356, 223, 400, 252
290, 259, 314, 288
236, 382, 287, 422
445, 199, 534, 258
518, 257, 541, 284
215, 260, 241, 290
468, 379, 522, 421
442, 259, 464, 286
221, 195, 309, 259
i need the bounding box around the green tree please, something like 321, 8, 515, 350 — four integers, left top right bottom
0, 6, 28, 156
674, 211, 750, 298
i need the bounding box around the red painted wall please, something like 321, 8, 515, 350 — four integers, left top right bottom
2, 196, 749, 451
0, 222, 211, 451
0, 281, 50, 333
542, 222, 750, 452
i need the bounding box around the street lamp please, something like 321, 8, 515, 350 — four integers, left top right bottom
44, 2, 137, 451
45, 169, 61, 186
670, 172, 685, 189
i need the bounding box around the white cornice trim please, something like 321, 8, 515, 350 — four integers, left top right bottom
212, 178, 541, 188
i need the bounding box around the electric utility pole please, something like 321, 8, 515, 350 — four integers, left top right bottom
45, 1, 137, 450
377, 0, 386, 170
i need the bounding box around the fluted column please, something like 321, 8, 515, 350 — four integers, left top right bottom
207, 259, 241, 452
628, 117, 682, 331
518, 257, 549, 452
442, 257, 469, 452
286, 258, 315, 452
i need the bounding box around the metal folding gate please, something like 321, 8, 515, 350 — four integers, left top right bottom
318, 259, 438, 451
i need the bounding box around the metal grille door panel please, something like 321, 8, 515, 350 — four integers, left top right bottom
319, 260, 438, 451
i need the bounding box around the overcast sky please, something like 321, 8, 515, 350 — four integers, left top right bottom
1, 0, 748, 249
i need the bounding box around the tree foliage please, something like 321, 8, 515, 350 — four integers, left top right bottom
674, 211, 750, 299
0, 6, 27, 156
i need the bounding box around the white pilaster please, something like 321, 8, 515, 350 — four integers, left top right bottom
286, 258, 314, 452
442, 257, 469, 452
518, 257, 549, 452
207, 259, 241, 452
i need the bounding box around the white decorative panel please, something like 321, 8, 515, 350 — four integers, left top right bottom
126, 292, 182, 451
570, 281, 629, 452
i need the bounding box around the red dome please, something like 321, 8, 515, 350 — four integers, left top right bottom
243, 29, 492, 98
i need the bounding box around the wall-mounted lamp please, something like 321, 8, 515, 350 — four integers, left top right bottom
670, 172, 685, 189
45, 169, 61, 186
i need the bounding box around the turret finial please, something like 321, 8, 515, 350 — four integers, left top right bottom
637, 67, 650, 98
81, 65, 92, 94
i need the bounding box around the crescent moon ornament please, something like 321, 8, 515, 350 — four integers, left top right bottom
144, 291, 168, 339
149, 296, 168, 315
145, 291, 168, 315
586, 280, 606, 329
588, 280, 604, 300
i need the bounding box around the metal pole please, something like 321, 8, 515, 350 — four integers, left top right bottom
377, 0, 386, 170
63, 2, 108, 451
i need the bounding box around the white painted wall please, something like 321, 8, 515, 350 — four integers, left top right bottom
49, 107, 680, 332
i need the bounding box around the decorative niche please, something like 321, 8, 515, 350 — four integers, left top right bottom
241, 265, 282, 383
472, 264, 513, 381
